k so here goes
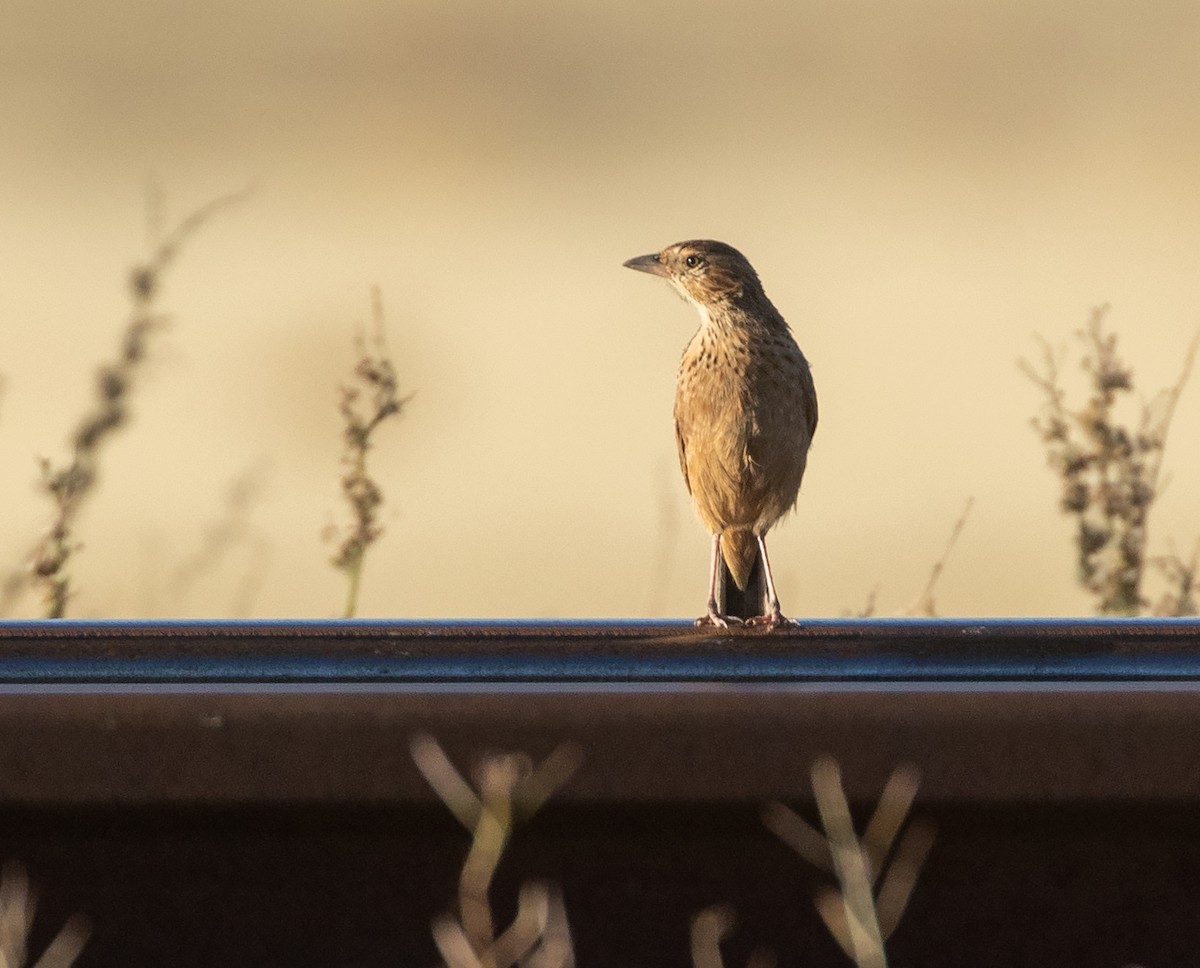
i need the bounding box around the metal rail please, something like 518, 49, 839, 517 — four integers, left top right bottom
1, 619, 1196, 967
0, 619, 1199, 805
0, 617, 1199, 682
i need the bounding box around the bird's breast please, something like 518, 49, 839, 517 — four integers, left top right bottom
675, 328, 812, 518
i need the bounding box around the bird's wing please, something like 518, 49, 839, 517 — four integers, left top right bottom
674, 420, 693, 495
802, 366, 819, 441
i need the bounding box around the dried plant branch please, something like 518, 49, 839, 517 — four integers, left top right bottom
1144, 328, 1200, 499
522, 885, 574, 968
904, 499, 973, 617
329, 287, 410, 618
812, 886, 859, 962
411, 735, 580, 968
488, 883, 549, 968
1150, 538, 1200, 617
167, 463, 268, 610
766, 761, 933, 968
432, 917, 488, 968
859, 765, 921, 879
412, 734, 486, 829
644, 461, 684, 616
435, 884, 561, 968
762, 800, 833, 873
12, 187, 249, 618
691, 906, 736, 968
1021, 308, 1200, 615
0, 571, 25, 618
459, 762, 514, 955
847, 585, 880, 619
0, 862, 90, 968
410, 738, 484, 830
846, 500, 970, 618
811, 760, 887, 968
873, 821, 936, 940
227, 535, 271, 618
512, 742, 586, 820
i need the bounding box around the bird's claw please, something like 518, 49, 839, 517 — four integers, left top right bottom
695, 611, 743, 629
697, 609, 796, 631
745, 609, 796, 631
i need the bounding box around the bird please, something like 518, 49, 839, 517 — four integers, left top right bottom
623, 240, 817, 629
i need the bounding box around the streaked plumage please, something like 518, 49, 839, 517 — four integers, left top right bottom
624, 240, 817, 628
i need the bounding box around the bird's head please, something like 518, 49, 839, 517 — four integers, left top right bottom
622, 239, 763, 309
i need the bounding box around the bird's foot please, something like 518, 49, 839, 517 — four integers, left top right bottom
695, 610, 743, 629
745, 608, 796, 631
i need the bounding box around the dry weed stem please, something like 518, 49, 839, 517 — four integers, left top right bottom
905, 498, 974, 617
18, 187, 249, 618
329, 287, 410, 618
1020, 307, 1200, 615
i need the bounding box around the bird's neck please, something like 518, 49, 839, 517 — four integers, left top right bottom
694, 292, 787, 339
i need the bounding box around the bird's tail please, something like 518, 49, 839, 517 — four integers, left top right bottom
720, 531, 759, 592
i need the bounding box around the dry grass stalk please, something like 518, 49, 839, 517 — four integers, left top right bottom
849, 499, 972, 617
0, 862, 90, 968
644, 461, 684, 616
904, 498, 973, 617
14, 188, 249, 618
166, 463, 269, 614
1150, 539, 1200, 617
411, 734, 581, 968
1020, 307, 1200, 615
329, 287, 410, 618
764, 760, 934, 968
847, 586, 881, 619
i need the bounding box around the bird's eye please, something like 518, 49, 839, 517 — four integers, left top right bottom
685, 255, 701, 268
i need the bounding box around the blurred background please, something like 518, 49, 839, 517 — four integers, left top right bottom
1, 0, 1198, 619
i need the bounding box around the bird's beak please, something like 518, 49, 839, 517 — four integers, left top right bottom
622, 253, 669, 277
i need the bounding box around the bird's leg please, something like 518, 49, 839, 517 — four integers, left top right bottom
746, 533, 793, 630
696, 532, 737, 628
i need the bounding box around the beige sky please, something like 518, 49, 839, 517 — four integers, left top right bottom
2, 0, 1199, 619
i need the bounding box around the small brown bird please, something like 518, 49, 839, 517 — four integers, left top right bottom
624, 240, 817, 628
